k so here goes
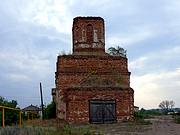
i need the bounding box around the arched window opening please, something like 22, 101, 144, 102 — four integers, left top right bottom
86, 24, 93, 44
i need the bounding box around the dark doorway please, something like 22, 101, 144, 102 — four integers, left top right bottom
89, 100, 116, 124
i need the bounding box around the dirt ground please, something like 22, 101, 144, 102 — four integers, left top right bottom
24, 116, 180, 135
92, 115, 180, 135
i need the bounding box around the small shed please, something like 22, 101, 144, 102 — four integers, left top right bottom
23, 104, 41, 116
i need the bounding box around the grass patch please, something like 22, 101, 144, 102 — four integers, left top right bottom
173, 115, 180, 124
134, 112, 152, 125
0, 125, 96, 135
133, 118, 152, 125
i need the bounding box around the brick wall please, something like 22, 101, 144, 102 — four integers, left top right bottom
53, 17, 134, 123
72, 17, 105, 54
66, 87, 134, 123
55, 54, 134, 123
55, 54, 131, 96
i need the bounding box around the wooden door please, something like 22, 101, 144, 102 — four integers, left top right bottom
89, 100, 116, 123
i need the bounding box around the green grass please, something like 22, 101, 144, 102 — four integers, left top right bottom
0, 125, 96, 135
133, 118, 152, 125
134, 112, 152, 125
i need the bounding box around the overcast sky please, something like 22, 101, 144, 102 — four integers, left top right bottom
0, 0, 180, 109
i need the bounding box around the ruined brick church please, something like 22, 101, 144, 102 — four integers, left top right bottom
52, 17, 134, 123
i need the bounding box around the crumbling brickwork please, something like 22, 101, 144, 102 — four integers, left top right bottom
72, 17, 105, 55
53, 17, 134, 123
66, 88, 134, 123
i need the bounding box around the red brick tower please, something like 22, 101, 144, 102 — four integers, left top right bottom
72, 17, 105, 55
52, 17, 134, 123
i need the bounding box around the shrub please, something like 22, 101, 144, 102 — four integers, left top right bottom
174, 116, 180, 124
44, 101, 56, 119
134, 109, 153, 125
134, 108, 162, 120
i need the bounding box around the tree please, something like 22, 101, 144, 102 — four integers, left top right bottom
44, 101, 56, 119
107, 46, 127, 57
0, 96, 19, 126
159, 100, 175, 113
0, 96, 17, 108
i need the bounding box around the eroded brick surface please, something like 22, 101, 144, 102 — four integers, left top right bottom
52, 17, 134, 123
72, 17, 105, 54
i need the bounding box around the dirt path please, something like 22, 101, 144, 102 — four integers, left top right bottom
92, 115, 180, 135
146, 115, 180, 135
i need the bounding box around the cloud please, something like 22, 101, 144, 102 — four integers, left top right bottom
0, 1, 71, 107
5, 73, 30, 82
106, 26, 155, 47
129, 57, 148, 70
132, 68, 180, 109
0, 0, 180, 109
0, 47, 54, 107
129, 45, 180, 109
19, 0, 73, 34
129, 45, 180, 74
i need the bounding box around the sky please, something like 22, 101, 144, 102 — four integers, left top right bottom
0, 0, 180, 109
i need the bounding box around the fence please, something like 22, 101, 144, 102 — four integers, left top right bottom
0, 105, 37, 128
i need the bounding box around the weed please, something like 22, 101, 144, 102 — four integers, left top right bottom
0, 125, 96, 135
173, 116, 180, 124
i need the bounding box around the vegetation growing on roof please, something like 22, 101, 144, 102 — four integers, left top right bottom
107, 46, 127, 57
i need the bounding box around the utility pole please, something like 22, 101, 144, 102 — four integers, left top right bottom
40, 82, 44, 120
